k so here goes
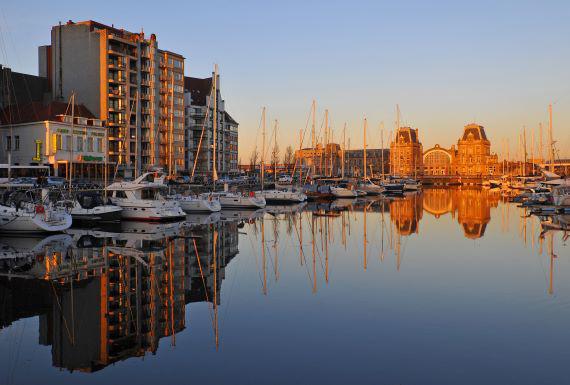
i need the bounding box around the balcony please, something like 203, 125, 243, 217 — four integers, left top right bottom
108, 77, 126, 84
108, 89, 125, 98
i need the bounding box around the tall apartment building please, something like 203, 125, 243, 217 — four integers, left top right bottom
184, 74, 238, 178
39, 20, 185, 177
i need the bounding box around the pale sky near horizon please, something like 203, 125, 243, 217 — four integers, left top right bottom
1, 0, 569, 160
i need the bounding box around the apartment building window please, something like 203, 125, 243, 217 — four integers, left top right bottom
87, 137, 94, 152
97, 138, 103, 152
5, 136, 11, 150
77, 136, 83, 152
65, 135, 72, 151
14, 136, 19, 151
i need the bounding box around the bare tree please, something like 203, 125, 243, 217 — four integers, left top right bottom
271, 143, 280, 172
249, 149, 259, 172
283, 145, 294, 172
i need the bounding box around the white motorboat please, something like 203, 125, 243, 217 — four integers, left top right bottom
169, 193, 221, 213
106, 172, 186, 221
56, 192, 122, 222
357, 179, 385, 195
0, 190, 72, 233
330, 184, 357, 198
261, 189, 307, 204
212, 192, 266, 209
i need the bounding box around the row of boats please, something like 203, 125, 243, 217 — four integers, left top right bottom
0, 171, 420, 234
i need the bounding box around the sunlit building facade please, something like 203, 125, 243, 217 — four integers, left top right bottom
390, 127, 423, 177
422, 123, 499, 177
40, 20, 185, 177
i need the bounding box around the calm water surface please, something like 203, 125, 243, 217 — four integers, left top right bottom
0, 188, 569, 385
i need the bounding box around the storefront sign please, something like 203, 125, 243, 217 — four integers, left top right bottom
80, 155, 104, 162
32, 140, 42, 161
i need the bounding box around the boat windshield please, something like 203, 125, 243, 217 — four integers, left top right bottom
141, 188, 161, 200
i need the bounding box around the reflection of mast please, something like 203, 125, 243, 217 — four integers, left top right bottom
299, 212, 304, 265
325, 215, 329, 284
548, 232, 555, 295
273, 215, 279, 281
213, 228, 219, 349
261, 218, 267, 295
363, 200, 367, 270
311, 216, 317, 294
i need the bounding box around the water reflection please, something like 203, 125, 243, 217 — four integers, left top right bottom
0, 219, 239, 372
0, 189, 568, 382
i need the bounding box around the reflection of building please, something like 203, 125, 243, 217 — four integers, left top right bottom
389, 194, 423, 235
0, 221, 240, 372
390, 127, 423, 177
423, 124, 499, 177
422, 188, 455, 218
185, 222, 239, 304
455, 188, 499, 239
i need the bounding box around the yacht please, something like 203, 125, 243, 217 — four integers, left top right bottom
381, 180, 405, 194
303, 184, 334, 201
357, 179, 385, 195
211, 191, 266, 209
330, 183, 358, 198
56, 191, 122, 222
261, 188, 307, 204
169, 193, 221, 213
0, 190, 72, 233
106, 172, 186, 221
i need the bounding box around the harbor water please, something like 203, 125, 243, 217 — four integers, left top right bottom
0, 188, 569, 384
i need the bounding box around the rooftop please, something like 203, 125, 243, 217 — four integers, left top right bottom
0, 101, 96, 125
184, 77, 213, 106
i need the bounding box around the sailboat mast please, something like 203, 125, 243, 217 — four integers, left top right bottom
325, 109, 329, 177
381, 124, 385, 180
274, 119, 278, 182
261, 107, 266, 190
523, 126, 527, 176
69, 92, 75, 192
548, 103, 555, 172
341, 123, 346, 178
311, 100, 316, 177
212, 64, 218, 182
363, 117, 367, 180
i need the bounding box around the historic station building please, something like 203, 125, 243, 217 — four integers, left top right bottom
422, 123, 499, 177
390, 126, 424, 177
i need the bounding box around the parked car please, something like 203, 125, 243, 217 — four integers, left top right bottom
278, 175, 293, 183
46, 176, 67, 186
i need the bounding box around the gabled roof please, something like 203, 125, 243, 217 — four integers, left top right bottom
0, 101, 95, 125
184, 77, 212, 106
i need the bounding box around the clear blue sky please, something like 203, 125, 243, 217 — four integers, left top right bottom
1, 0, 569, 159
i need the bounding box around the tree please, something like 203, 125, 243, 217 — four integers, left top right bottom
271, 143, 280, 172
249, 149, 259, 172
283, 145, 294, 172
